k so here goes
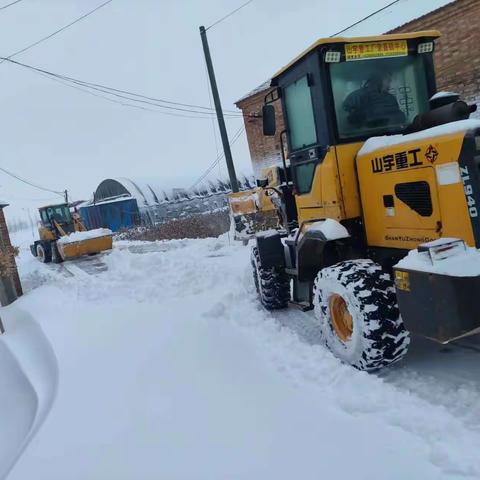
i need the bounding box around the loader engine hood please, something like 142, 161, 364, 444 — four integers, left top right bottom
356, 119, 480, 251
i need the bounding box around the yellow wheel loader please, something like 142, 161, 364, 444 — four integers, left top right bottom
233, 30, 480, 370
30, 203, 113, 263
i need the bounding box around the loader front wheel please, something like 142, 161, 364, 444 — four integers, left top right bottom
36, 242, 52, 263
251, 247, 290, 310
313, 259, 410, 371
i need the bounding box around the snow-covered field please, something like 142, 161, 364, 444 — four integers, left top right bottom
2, 229, 480, 479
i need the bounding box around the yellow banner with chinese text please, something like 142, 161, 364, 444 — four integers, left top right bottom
345, 40, 408, 61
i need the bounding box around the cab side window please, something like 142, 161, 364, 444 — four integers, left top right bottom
295, 163, 317, 194
284, 75, 319, 195
284, 76, 317, 151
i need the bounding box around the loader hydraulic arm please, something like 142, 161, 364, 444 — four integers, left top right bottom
263, 184, 298, 232
53, 220, 67, 238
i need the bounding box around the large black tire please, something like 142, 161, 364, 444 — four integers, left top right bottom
313, 259, 410, 371
251, 246, 290, 310
36, 242, 52, 263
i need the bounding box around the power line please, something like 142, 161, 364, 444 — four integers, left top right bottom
0, 165, 64, 197
197, 127, 244, 182
190, 126, 245, 189
206, 0, 255, 30
0, 0, 241, 117
2, 194, 60, 202
35, 68, 230, 119
34, 69, 209, 119
1, 57, 246, 118
0, 0, 114, 63
330, 0, 401, 37
60, 76, 242, 117
0, 0, 23, 11
63, 76, 241, 114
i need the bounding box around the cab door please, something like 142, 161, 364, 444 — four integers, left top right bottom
280, 56, 344, 223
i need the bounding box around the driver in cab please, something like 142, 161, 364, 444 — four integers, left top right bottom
343, 71, 406, 129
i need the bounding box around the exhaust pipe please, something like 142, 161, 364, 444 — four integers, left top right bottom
405, 100, 477, 135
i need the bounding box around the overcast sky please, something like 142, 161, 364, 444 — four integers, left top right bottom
0, 0, 453, 219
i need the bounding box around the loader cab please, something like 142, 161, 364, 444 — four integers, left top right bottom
39, 203, 75, 234
264, 32, 439, 223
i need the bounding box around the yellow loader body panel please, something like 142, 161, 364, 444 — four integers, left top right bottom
356, 130, 476, 250
38, 225, 56, 242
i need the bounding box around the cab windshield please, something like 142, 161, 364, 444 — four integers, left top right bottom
45, 205, 71, 223
330, 55, 430, 140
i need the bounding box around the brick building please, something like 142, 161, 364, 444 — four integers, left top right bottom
236, 0, 480, 177
390, 0, 480, 104
236, 81, 286, 178
0, 204, 22, 306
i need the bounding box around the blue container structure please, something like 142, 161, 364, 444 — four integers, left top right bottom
80, 198, 140, 232
81, 176, 234, 232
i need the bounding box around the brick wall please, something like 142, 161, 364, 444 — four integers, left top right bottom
236, 87, 286, 178
0, 208, 22, 304
389, 0, 480, 103
237, 0, 480, 175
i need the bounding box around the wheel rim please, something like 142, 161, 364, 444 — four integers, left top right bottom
37, 246, 45, 262
329, 294, 353, 342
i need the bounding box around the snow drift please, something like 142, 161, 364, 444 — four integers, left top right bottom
0, 309, 58, 480
4, 229, 480, 480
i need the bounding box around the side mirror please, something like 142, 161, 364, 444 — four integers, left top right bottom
256, 178, 268, 188
262, 104, 276, 136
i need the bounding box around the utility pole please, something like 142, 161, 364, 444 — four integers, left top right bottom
200, 25, 239, 193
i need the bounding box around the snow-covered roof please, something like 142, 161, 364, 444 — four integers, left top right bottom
94, 178, 182, 207
236, 80, 272, 105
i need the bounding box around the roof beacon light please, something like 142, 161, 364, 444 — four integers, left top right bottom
325, 50, 341, 63
418, 41, 434, 54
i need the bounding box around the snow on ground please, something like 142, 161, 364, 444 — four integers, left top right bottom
2, 229, 480, 479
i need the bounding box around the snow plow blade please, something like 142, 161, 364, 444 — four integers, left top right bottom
228, 189, 279, 241
57, 235, 112, 260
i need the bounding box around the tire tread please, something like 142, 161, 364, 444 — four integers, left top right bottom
251, 247, 289, 310
314, 259, 410, 371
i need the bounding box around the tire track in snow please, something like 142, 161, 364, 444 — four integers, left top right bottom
15, 234, 480, 478
201, 243, 480, 478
